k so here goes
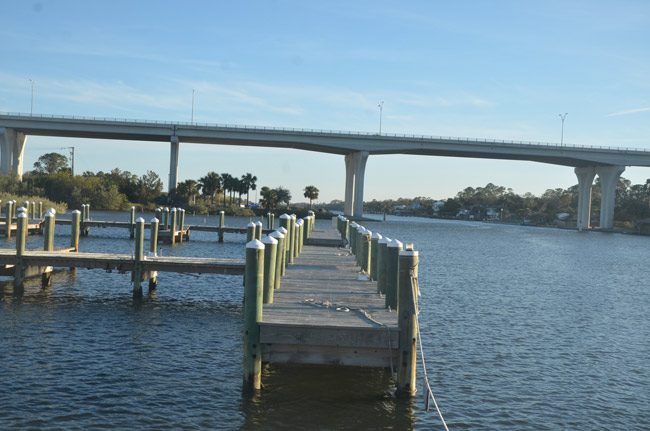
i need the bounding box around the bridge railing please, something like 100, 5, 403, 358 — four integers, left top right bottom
1, 111, 649, 154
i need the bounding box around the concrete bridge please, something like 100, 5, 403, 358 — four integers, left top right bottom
2, 112, 650, 230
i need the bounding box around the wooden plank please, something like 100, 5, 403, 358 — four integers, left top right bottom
261, 344, 397, 368
260, 323, 398, 349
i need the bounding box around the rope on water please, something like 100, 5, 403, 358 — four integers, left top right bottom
411, 273, 449, 431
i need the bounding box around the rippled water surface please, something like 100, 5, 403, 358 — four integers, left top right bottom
1, 212, 649, 430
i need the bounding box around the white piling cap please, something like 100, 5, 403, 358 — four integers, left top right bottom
278, 226, 288, 234
262, 235, 278, 245
17, 212, 27, 218
131, 206, 135, 209
279, 213, 291, 219
48, 208, 57, 215
17, 207, 26, 213
247, 221, 256, 227
350, 222, 359, 228
256, 221, 263, 226
364, 230, 372, 237
136, 217, 145, 223
399, 249, 419, 257
378, 236, 391, 244
371, 232, 382, 240
71, 209, 80, 214
270, 230, 285, 239
171, 208, 177, 212
296, 219, 303, 226
150, 217, 159, 223
388, 239, 403, 248
246, 239, 265, 249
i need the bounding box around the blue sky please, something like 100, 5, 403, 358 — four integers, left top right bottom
1, 0, 649, 202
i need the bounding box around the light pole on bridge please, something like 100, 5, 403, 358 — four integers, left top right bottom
191, 89, 196, 123
378, 101, 384, 134
559, 112, 568, 145
28, 79, 35, 115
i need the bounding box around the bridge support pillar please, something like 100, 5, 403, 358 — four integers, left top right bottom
596, 165, 625, 231
0, 128, 27, 179
574, 167, 596, 231
343, 151, 368, 218
168, 135, 180, 195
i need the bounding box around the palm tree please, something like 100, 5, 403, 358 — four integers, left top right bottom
276, 187, 291, 207
241, 173, 258, 205
221, 173, 233, 205
198, 172, 222, 206
176, 179, 200, 205
303, 185, 320, 209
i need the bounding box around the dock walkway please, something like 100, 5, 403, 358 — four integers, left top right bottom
260, 229, 398, 368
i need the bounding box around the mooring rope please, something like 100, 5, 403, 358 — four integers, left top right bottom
411, 273, 449, 431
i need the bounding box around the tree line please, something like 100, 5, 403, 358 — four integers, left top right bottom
2, 152, 321, 214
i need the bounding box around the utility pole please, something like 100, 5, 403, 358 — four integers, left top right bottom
378, 101, 384, 134
559, 113, 568, 145
61, 146, 75, 175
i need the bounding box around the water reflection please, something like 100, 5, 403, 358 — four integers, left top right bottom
242, 364, 415, 430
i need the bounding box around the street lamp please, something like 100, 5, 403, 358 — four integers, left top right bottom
559, 113, 568, 145
191, 89, 196, 123
28, 79, 35, 115
378, 101, 384, 134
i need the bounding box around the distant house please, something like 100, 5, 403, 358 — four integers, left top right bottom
432, 200, 445, 215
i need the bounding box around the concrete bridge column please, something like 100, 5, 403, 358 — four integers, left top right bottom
343, 151, 368, 218
574, 167, 596, 231
168, 135, 180, 195
344, 153, 355, 216
0, 128, 26, 179
596, 165, 625, 230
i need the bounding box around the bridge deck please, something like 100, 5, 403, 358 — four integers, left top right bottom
260, 229, 398, 368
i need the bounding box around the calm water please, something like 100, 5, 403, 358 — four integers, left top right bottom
1, 212, 649, 430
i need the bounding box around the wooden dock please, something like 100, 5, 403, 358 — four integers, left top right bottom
261, 229, 398, 367
0, 249, 244, 275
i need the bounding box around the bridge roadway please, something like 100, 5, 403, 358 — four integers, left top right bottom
2, 112, 650, 229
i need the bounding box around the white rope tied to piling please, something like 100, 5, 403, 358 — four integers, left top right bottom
411, 273, 449, 431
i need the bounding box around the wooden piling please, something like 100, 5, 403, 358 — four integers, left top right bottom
349, 222, 358, 255
170, 208, 178, 246
361, 230, 371, 274
278, 227, 288, 275
5, 201, 13, 239
133, 217, 145, 298
370, 232, 382, 281
71, 210, 81, 252
255, 221, 263, 241
243, 239, 264, 391
218, 210, 225, 243
42, 210, 56, 287
289, 215, 297, 263
262, 235, 277, 304
279, 214, 291, 267
385, 239, 403, 310
14, 211, 28, 289
129, 206, 136, 239
149, 217, 159, 291
246, 221, 256, 242
270, 230, 285, 290
377, 236, 390, 294
396, 247, 419, 397
163, 207, 170, 230
38, 202, 43, 219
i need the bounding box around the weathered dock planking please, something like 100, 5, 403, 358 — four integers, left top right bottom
260, 231, 399, 368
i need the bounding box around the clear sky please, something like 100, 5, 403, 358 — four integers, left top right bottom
1, 0, 649, 203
